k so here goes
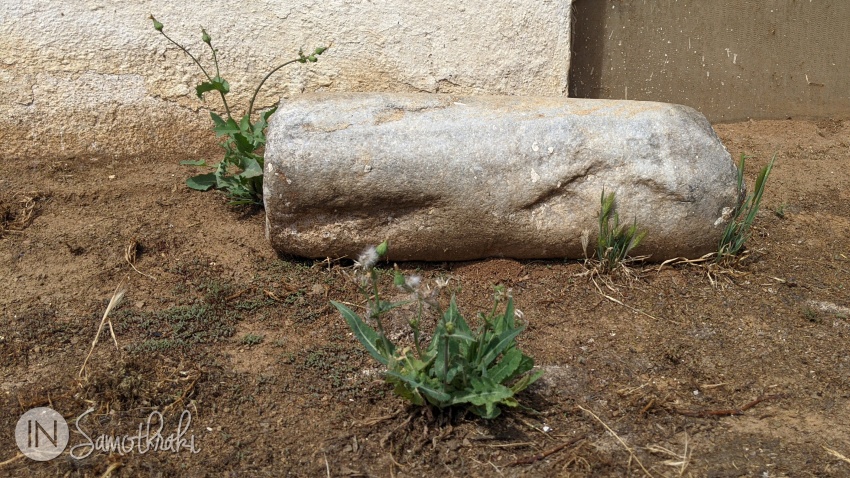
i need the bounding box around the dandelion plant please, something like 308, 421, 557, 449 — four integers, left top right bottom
149, 15, 329, 205
332, 242, 542, 419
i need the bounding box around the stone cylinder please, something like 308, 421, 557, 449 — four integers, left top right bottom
264, 93, 739, 261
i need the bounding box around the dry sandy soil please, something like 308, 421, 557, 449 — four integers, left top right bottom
1, 118, 849, 477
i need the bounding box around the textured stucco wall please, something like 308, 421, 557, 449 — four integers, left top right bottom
0, 1, 572, 162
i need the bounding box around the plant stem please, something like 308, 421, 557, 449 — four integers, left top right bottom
247, 58, 301, 124
158, 30, 232, 120
247, 43, 331, 123
412, 301, 423, 358
369, 268, 389, 350
443, 333, 449, 386
158, 31, 212, 79
206, 41, 233, 120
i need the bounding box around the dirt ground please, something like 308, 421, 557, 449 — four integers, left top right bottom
1, 118, 849, 477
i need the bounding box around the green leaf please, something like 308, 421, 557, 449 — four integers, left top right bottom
261, 106, 277, 123
180, 159, 208, 166
236, 156, 263, 179
478, 326, 524, 369
512, 354, 534, 379
377, 299, 413, 315
486, 348, 522, 383
450, 298, 472, 335
239, 115, 252, 135
391, 382, 424, 406
195, 76, 230, 100
510, 369, 544, 394
443, 332, 476, 343
467, 404, 501, 419
450, 377, 514, 418
493, 297, 516, 335
210, 112, 228, 129
185, 173, 217, 191
232, 132, 254, 154
331, 301, 390, 365
386, 371, 451, 405
214, 117, 241, 137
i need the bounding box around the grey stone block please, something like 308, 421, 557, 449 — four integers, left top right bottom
264, 93, 738, 261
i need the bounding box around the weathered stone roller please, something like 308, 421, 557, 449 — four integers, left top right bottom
264, 93, 739, 261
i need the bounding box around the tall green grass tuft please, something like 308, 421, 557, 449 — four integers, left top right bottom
717, 153, 776, 261
595, 190, 646, 272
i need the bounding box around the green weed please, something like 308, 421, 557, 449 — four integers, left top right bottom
802, 306, 819, 322
150, 16, 329, 205
240, 333, 265, 346
717, 153, 776, 262
333, 243, 542, 419
595, 190, 646, 272
289, 344, 369, 399
116, 299, 239, 354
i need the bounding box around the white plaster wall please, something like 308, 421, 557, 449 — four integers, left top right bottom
0, 1, 572, 161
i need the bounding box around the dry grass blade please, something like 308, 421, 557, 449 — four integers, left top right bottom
353, 409, 403, 427
656, 253, 715, 271
590, 277, 668, 323
125, 239, 156, 280
505, 434, 587, 467
579, 405, 654, 478
100, 461, 124, 478
324, 453, 331, 478
656, 252, 749, 288
646, 434, 691, 476
0, 190, 50, 237
79, 278, 128, 378
0, 452, 25, 468
823, 446, 850, 465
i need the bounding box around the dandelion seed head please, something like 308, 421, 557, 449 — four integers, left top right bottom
356, 246, 379, 270
405, 275, 421, 290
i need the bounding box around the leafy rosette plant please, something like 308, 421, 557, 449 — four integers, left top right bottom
332, 243, 542, 419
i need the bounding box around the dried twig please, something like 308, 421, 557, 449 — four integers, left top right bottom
590, 277, 668, 323
670, 394, 786, 418
353, 409, 403, 428
824, 446, 850, 465
579, 405, 654, 477
514, 417, 556, 442
646, 433, 691, 476
0, 452, 24, 468
0, 191, 49, 236
504, 433, 587, 467
380, 410, 415, 448
324, 453, 331, 478
101, 461, 124, 478
79, 279, 128, 377
656, 252, 749, 288
125, 240, 156, 280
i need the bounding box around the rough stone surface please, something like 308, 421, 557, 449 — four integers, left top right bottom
0, 1, 571, 161
264, 93, 739, 261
